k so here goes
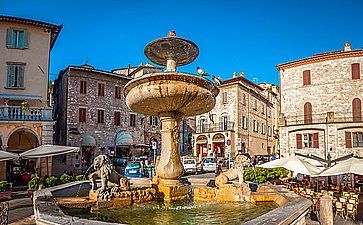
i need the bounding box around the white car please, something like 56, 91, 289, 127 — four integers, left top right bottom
201, 157, 217, 172
182, 158, 197, 174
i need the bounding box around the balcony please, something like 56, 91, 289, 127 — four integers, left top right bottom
196, 121, 234, 133
0, 105, 53, 121
280, 112, 362, 126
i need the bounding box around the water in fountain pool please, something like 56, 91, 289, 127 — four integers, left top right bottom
64, 200, 277, 225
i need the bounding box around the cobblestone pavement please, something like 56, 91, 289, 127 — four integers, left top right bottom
7, 198, 35, 225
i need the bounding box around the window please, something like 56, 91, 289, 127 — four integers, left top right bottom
345, 132, 352, 148
304, 102, 312, 124
6, 28, 29, 49
253, 120, 258, 132
261, 104, 265, 114
268, 108, 271, 118
222, 92, 228, 104
98, 83, 105, 96
199, 118, 206, 132
297, 133, 319, 149
242, 93, 246, 105
7, 63, 25, 88
242, 116, 248, 129
261, 123, 266, 134
221, 115, 228, 130
268, 126, 272, 136
115, 86, 121, 99
97, 110, 104, 123
114, 111, 121, 126
303, 70, 311, 85
352, 63, 360, 80
253, 99, 257, 110
80, 81, 87, 94
79, 108, 86, 123
352, 132, 363, 147
130, 114, 136, 126
352, 98, 361, 122
150, 116, 158, 126
262, 143, 265, 149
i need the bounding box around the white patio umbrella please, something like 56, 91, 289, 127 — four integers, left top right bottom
315, 157, 363, 176
20, 145, 79, 176
258, 155, 324, 176
0, 150, 19, 161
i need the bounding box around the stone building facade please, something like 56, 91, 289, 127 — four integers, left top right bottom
53, 64, 162, 174
277, 43, 363, 160
193, 73, 279, 160
0, 16, 61, 180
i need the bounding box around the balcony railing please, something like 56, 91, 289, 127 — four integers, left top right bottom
0, 105, 53, 121
196, 121, 234, 133
280, 112, 362, 126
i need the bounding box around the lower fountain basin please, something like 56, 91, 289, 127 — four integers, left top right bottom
124, 72, 219, 117
63, 200, 277, 225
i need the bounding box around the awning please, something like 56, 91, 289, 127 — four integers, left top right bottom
133, 144, 149, 148
0, 151, 19, 161
258, 155, 324, 176
20, 145, 79, 158
115, 131, 133, 146
0, 94, 42, 100
314, 157, 363, 176
81, 135, 96, 147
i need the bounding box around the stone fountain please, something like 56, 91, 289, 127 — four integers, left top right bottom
124, 31, 219, 201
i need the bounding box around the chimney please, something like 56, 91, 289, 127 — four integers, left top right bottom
232, 72, 237, 78
344, 42, 351, 51
240, 71, 244, 77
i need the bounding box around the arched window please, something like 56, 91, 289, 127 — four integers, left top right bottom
304, 102, 312, 124
352, 98, 361, 122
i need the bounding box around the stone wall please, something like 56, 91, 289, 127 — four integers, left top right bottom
279, 51, 363, 159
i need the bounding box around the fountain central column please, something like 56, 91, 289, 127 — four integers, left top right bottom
156, 111, 184, 183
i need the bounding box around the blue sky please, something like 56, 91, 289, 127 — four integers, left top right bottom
1, 0, 362, 85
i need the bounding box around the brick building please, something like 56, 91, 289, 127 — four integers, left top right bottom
277, 42, 363, 161
53, 64, 162, 174
193, 73, 279, 160
0, 16, 61, 180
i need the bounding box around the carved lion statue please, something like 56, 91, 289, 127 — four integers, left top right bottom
215, 155, 250, 188
88, 155, 127, 192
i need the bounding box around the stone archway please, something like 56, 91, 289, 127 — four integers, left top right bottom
196, 135, 208, 159
6, 128, 40, 185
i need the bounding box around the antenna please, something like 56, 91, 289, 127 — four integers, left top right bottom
85, 57, 91, 64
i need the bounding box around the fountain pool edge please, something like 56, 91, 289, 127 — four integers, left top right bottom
33, 181, 311, 225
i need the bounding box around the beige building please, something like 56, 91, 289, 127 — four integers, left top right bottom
193, 73, 279, 160
277, 43, 363, 161
0, 16, 62, 180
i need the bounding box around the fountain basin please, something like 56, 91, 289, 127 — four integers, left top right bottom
124, 72, 219, 117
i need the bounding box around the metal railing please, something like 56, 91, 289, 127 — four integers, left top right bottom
196, 121, 234, 133
281, 112, 362, 126
0, 105, 53, 121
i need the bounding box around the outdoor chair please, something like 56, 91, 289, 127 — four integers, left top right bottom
335, 202, 345, 219
339, 197, 347, 203
348, 198, 356, 205
346, 203, 356, 220
351, 194, 359, 200
344, 193, 350, 198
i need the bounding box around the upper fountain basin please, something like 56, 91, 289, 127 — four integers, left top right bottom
124, 72, 219, 117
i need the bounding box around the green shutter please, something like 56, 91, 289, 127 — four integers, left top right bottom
7, 65, 15, 87
18, 65, 24, 87
23, 30, 29, 48
6, 28, 13, 48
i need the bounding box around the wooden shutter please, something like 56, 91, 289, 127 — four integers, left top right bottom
18, 65, 24, 87
352, 98, 361, 122
6, 28, 13, 48
7, 65, 15, 87
23, 30, 29, 49
304, 102, 312, 124
313, 133, 319, 148
345, 131, 352, 148
296, 134, 302, 149
114, 111, 120, 126
352, 63, 360, 80
303, 70, 311, 85
79, 108, 86, 122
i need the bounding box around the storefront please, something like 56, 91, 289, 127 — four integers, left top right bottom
81, 134, 96, 170
212, 133, 225, 158
195, 135, 208, 160
115, 131, 133, 160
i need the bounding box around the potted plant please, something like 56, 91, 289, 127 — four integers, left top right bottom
0, 181, 11, 201
45, 176, 59, 187
74, 174, 85, 181
28, 176, 42, 198
60, 174, 73, 184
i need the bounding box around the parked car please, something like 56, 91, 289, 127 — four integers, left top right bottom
201, 157, 217, 173
125, 161, 143, 178
182, 158, 197, 174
